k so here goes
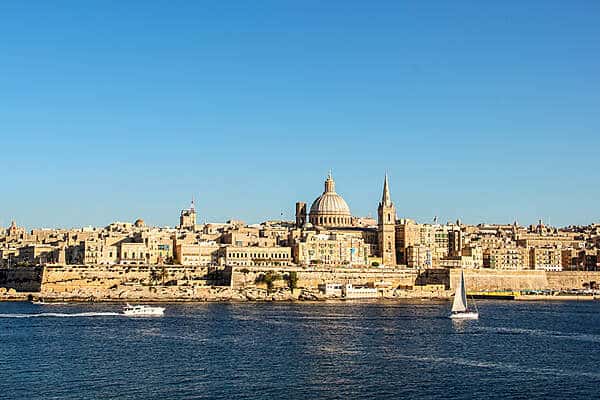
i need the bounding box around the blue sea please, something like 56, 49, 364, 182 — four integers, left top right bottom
1, 300, 600, 399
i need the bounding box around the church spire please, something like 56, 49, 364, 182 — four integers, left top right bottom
378, 173, 396, 266
381, 173, 392, 206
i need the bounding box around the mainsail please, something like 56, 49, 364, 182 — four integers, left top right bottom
451, 270, 468, 313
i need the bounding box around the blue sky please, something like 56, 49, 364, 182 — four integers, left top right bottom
1, 1, 599, 228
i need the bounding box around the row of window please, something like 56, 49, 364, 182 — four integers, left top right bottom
229, 252, 289, 259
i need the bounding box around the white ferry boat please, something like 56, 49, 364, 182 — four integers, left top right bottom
123, 304, 165, 317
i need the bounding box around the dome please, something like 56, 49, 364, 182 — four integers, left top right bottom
310, 192, 351, 215
309, 173, 352, 227
134, 219, 145, 228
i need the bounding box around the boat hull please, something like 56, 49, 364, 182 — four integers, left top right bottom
123, 306, 165, 317
449, 312, 479, 320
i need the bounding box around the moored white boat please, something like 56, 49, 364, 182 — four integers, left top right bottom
449, 270, 479, 319
123, 304, 165, 317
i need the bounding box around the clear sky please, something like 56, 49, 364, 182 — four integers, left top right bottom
1, 0, 599, 229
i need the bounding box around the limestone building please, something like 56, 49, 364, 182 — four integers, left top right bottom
179, 199, 197, 231
291, 230, 369, 267
218, 245, 292, 267
175, 242, 219, 266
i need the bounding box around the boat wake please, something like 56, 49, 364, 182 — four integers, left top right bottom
0, 312, 122, 318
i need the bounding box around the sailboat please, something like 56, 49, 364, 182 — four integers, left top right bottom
449, 270, 479, 319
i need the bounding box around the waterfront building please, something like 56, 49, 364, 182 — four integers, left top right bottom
218, 245, 292, 267
118, 242, 148, 265
82, 239, 119, 265
175, 242, 219, 266
342, 283, 379, 299
318, 282, 343, 297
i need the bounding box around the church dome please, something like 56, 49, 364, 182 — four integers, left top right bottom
310, 192, 351, 215
309, 173, 352, 227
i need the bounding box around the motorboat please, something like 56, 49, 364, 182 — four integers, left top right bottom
123, 304, 165, 317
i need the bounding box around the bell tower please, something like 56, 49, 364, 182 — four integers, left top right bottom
179, 197, 197, 230
378, 174, 396, 266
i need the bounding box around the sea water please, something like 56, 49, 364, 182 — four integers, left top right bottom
1, 300, 599, 399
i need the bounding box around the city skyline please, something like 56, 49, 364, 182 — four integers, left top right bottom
1, 170, 597, 230
2, 1, 599, 227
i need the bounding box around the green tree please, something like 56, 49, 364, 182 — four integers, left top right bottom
255, 271, 281, 293
287, 271, 299, 292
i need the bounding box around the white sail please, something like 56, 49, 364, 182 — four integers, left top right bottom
451, 270, 468, 313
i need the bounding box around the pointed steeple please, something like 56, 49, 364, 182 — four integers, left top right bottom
190, 196, 195, 211
381, 173, 392, 206
377, 173, 396, 266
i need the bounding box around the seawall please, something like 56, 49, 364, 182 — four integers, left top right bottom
3, 265, 600, 301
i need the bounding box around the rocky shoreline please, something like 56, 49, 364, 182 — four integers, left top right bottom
0, 286, 451, 303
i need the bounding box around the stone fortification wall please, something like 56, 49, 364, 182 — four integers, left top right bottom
449, 269, 549, 291
40, 264, 211, 295
230, 266, 418, 290
4, 265, 600, 299
0, 267, 43, 292
546, 271, 600, 290
446, 269, 600, 291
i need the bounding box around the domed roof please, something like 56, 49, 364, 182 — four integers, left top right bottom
309, 173, 351, 216
310, 192, 351, 215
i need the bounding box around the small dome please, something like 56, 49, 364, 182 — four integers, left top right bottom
134, 219, 145, 227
